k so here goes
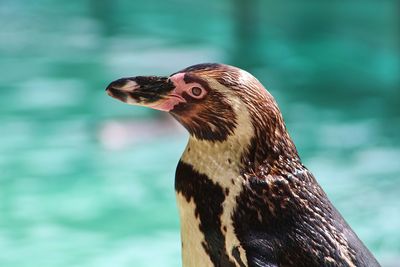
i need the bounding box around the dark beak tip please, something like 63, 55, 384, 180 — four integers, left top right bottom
105, 81, 116, 92
105, 82, 116, 92
106, 88, 112, 96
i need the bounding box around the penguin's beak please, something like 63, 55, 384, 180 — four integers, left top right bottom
106, 76, 186, 112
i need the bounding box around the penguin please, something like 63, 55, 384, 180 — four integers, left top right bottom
106, 63, 381, 267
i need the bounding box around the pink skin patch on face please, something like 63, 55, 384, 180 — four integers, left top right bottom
144, 73, 186, 111
149, 73, 205, 112
147, 95, 184, 111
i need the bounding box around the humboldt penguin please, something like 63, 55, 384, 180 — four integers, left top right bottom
106, 63, 380, 267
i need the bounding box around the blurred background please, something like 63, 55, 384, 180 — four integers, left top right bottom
0, 0, 399, 266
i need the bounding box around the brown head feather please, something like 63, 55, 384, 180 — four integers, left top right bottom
174, 63, 299, 171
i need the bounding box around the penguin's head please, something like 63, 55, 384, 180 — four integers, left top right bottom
106, 63, 298, 163
107, 63, 278, 141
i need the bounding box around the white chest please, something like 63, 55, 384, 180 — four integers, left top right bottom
176, 147, 248, 266
176, 192, 214, 266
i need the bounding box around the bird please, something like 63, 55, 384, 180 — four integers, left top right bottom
106, 63, 381, 267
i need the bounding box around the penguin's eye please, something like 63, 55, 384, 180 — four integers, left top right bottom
191, 87, 202, 97
186, 85, 206, 99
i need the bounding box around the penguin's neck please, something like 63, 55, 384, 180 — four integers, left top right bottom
179, 136, 246, 187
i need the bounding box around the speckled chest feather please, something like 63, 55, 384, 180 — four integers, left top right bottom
175, 151, 380, 267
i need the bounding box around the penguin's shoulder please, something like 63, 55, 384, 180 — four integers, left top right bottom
233, 167, 381, 267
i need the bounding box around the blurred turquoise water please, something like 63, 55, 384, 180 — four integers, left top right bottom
0, 1, 399, 266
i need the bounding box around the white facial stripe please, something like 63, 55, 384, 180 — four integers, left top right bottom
180, 78, 254, 184
178, 78, 252, 266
